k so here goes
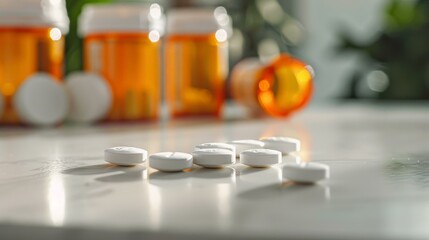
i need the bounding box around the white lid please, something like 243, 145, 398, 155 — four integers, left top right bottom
13, 73, 68, 127
230, 58, 263, 110
65, 72, 112, 124
167, 7, 232, 35
79, 3, 165, 37
0, 0, 69, 33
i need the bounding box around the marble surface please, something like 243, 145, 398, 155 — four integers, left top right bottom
1, 103, 429, 240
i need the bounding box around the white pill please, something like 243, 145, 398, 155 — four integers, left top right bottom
194, 142, 236, 157
261, 136, 300, 154
65, 72, 112, 124
228, 139, 265, 157
240, 149, 282, 167
13, 73, 68, 127
193, 148, 235, 168
282, 162, 329, 183
149, 152, 193, 172
104, 146, 147, 166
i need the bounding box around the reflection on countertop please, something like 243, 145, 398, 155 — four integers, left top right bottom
2, 104, 429, 239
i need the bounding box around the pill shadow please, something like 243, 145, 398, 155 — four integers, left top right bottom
95, 167, 147, 183
62, 164, 122, 175
149, 170, 192, 180
148, 170, 192, 188
237, 181, 329, 202
63, 164, 147, 183
237, 166, 282, 179
192, 168, 235, 179
192, 168, 237, 186
238, 166, 273, 175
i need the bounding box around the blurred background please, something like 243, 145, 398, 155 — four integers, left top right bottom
66, 0, 429, 103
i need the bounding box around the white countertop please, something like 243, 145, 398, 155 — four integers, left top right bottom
1, 103, 429, 240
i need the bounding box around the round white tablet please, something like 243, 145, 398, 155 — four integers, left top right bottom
240, 149, 281, 167
104, 146, 147, 166
13, 73, 68, 127
282, 162, 329, 183
149, 152, 193, 172
261, 136, 300, 154
65, 72, 112, 124
228, 139, 265, 157
193, 148, 235, 168
194, 142, 236, 157
0, 91, 4, 117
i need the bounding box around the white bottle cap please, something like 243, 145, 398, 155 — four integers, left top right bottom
282, 162, 329, 183
65, 72, 112, 124
193, 148, 235, 168
0, 0, 69, 33
230, 58, 264, 111
240, 149, 281, 167
104, 146, 147, 166
167, 8, 231, 35
261, 136, 301, 154
79, 3, 165, 37
149, 152, 193, 172
228, 139, 265, 157
13, 73, 68, 127
194, 142, 236, 157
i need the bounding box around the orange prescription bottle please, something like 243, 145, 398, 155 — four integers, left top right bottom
0, 0, 69, 124
165, 8, 230, 118
231, 54, 314, 117
79, 4, 164, 121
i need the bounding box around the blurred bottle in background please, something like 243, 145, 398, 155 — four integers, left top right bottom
0, 0, 69, 124
231, 54, 313, 117
165, 8, 231, 118
79, 3, 164, 121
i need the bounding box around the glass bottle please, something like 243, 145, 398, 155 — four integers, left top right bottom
79, 3, 165, 121
165, 8, 230, 118
0, 0, 69, 124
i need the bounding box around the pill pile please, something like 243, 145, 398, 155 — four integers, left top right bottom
104, 136, 330, 184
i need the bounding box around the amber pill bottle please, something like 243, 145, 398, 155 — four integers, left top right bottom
0, 0, 69, 124
79, 3, 165, 121
231, 54, 314, 117
165, 8, 230, 118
